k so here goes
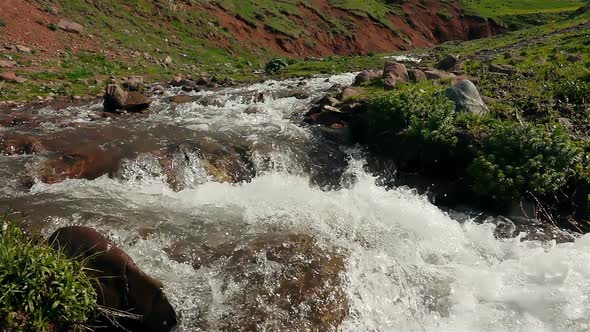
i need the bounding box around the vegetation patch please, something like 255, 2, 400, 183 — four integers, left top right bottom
0, 216, 96, 331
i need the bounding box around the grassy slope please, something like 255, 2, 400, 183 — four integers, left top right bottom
462, 0, 584, 16
0, 0, 586, 101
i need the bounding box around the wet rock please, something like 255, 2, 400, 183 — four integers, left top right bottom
0, 136, 42, 155
103, 84, 151, 113
317, 95, 340, 107
382, 62, 409, 90
341, 86, 364, 99
317, 124, 353, 145
57, 19, 84, 34
408, 68, 427, 82
489, 63, 517, 75
243, 105, 263, 114
39, 150, 120, 184
445, 79, 489, 115
0, 60, 17, 68
436, 54, 461, 71
353, 70, 379, 86
201, 233, 349, 331
49, 226, 177, 332
566, 54, 582, 63
0, 71, 27, 83
0, 113, 39, 128
168, 94, 197, 104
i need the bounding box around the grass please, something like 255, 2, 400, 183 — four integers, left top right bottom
462, 0, 585, 17
0, 215, 97, 331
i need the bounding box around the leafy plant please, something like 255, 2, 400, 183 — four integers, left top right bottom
468, 122, 580, 201
554, 79, 590, 104
48, 23, 58, 31
0, 217, 96, 331
265, 57, 288, 74
366, 88, 458, 147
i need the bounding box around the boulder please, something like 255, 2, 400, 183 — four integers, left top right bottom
424, 70, 453, 80
168, 94, 197, 104
445, 79, 489, 115
49, 226, 177, 332
103, 84, 151, 113
407, 69, 427, 83
436, 54, 461, 71
198, 233, 349, 331
317, 95, 340, 107
341, 86, 364, 99
382, 62, 409, 90
57, 19, 84, 34
353, 70, 379, 86
0, 60, 17, 68
15, 45, 32, 53
489, 63, 517, 75
0, 71, 26, 83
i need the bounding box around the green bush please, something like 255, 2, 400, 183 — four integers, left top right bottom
366, 88, 458, 148
468, 123, 580, 201
0, 218, 96, 331
48, 23, 58, 31
265, 57, 288, 74
554, 80, 590, 104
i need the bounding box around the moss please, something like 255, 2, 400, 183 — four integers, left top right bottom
0, 216, 97, 331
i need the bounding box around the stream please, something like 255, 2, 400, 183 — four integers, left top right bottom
1, 73, 590, 331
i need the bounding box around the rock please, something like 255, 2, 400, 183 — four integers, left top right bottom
318, 124, 353, 145
57, 19, 84, 34
0, 72, 26, 83
382, 62, 409, 90
445, 79, 489, 115
353, 70, 379, 86
0, 60, 17, 68
317, 95, 340, 107
243, 105, 263, 114
407, 69, 427, 82
15, 45, 32, 53
424, 70, 453, 80
164, 56, 172, 65
489, 63, 517, 75
169, 94, 197, 104
341, 86, 364, 99
436, 54, 461, 71
199, 233, 349, 331
566, 54, 582, 63
124, 76, 144, 91
558, 117, 574, 131
103, 84, 151, 113
49, 226, 177, 332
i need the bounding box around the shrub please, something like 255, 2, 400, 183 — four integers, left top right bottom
265, 57, 288, 74
366, 88, 458, 148
554, 80, 590, 104
468, 123, 580, 201
0, 218, 96, 331
48, 23, 58, 31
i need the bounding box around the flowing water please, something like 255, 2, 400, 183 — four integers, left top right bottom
1, 73, 590, 332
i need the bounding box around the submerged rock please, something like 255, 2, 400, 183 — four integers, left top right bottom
445, 79, 489, 115
49, 226, 177, 332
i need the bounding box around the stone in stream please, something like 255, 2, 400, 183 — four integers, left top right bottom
49, 226, 177, 332
165, 233, 349, 331
103, 84, 152, 113
382, 62, 409, 90
445, 79, 489, 115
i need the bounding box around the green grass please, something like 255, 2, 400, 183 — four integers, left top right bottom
0, 215, 97, 331
462, 0, 585, 17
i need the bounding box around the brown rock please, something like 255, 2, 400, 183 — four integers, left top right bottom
169, 94, 197, 104
341, 86, 364, 99
436, 54, 461, 71
566, 54, 582, 63
0, 72, 26, 83
0, 60, 17, 68
49, 226, 177, 332
408, 69, 427, 82
382, 62, 409, 90
424, 70, 453, 80
489, 63, 517, 75
15, 45, 32, 53
353, 70, 380, 86
103, 84, 151, 113
57, 19, 84, 34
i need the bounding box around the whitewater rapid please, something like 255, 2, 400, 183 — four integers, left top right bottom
2, 73, 590, 331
